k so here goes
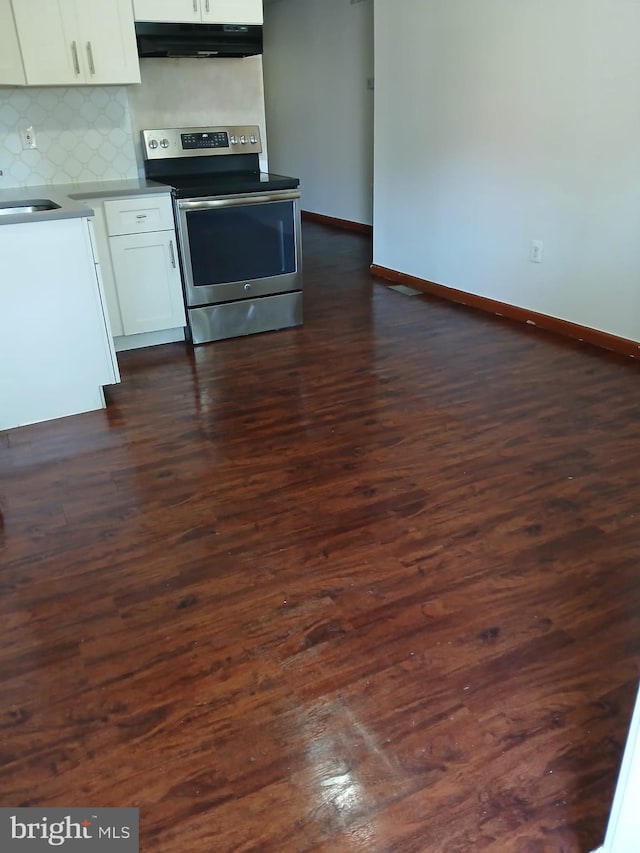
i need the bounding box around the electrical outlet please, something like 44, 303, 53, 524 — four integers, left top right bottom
22, 126, 37, 150
529, 239, 543, 263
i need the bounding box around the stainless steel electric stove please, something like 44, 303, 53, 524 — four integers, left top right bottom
143, 124, 302, 344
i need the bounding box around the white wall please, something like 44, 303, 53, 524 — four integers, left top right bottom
263, 0, 373, 225
373, 0, 640, 342
127, 57, 268, 174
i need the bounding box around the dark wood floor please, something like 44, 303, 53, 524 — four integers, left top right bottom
1, 221, 639, 852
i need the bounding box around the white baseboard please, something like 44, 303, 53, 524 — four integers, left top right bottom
114, 327, 185, 352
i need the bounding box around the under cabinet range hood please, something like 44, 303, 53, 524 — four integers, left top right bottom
135, 22, 263, 58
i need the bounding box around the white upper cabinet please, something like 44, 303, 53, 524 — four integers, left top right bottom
72, 0, 141, 85
11, 0, 140, 86
202, 1, 263, 24
0, 0, 26, 85
134, 0, 263, 25
133, 0, 200, 23
11, 1, 77, 86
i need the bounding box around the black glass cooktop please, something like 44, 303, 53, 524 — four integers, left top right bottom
145, 151, 299, 199
150, 170, 300, 199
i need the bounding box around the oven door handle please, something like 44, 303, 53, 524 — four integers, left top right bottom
177, 191, 300, 211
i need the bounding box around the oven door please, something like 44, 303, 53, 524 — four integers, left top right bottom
175, 190, 302, 308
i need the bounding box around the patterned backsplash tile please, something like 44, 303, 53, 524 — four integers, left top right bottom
0, 86, 138, 187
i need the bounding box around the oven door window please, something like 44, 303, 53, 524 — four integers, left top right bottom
186, 200, 296, 287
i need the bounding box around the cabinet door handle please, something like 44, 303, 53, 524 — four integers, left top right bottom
71, 41, 80, 76
87, 42, 95, 75
205, 0, 210, 11
169, 240, 177, 268
193, 0, 198, 11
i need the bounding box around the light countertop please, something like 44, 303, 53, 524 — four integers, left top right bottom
0, 179, 171, 226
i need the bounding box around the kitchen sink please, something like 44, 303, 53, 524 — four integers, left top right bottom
0, 199, 60, 215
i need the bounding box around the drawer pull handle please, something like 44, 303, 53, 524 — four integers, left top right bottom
136, 214, 147, 220
71, 41, 80, 76
169, 240, 177, 268
87, 41, 95, 76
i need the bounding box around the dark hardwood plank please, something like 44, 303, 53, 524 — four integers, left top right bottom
0, 220, 638, 852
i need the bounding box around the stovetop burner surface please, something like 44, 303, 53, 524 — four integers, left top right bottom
150, 170, 300, 199
141, 124, 299, 199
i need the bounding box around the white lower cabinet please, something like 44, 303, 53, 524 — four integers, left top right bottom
109, 231, 185, 336
0, 217, 119, 431
87, 192, 186, 349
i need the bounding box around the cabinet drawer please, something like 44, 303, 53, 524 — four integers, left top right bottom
104, 194, 174, 236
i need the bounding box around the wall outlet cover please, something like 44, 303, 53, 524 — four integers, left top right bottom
529, 239, 544, 263
22, 126, 37, 150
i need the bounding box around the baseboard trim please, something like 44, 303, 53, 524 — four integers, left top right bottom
302, 210, 372, 235
114, 327, 185, 353
370, 264, 640, 359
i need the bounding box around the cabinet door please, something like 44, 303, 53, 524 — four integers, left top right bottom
12, 0, 80, 86
86, 221, 121, 385
73, 0, 140, 85
86, 204, 124, 338
0, 0, 25, 84
133, 0, 201, 23
110, 231, 186, 336
201, 0, 262, 24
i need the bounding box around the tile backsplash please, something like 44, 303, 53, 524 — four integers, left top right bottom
0, 61, 268, 188
0, 86, 138, 187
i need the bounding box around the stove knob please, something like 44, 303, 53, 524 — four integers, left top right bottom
249, 135, 258, 144
240, 135, 247, 144
230, 135, 238, 145
148, 139, 159, 150
160, 138, 170, 149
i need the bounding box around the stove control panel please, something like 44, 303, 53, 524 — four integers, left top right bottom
142, 125, 262, 160
181, 131, 229, 149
